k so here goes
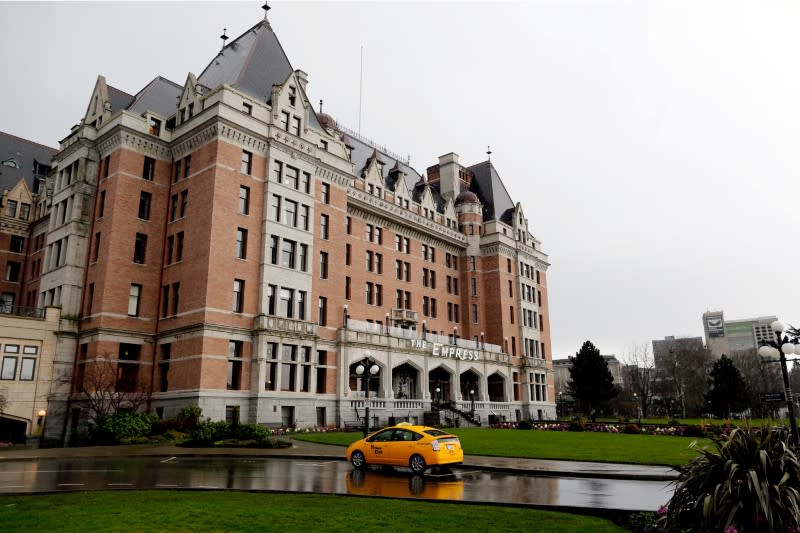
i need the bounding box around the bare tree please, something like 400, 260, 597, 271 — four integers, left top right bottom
730, 348, 783, 418
622, 343, 657, 418
655, 342, 712, 418
77, 356, 151, 425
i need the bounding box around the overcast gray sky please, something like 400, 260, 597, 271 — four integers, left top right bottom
2, 1, 799, 360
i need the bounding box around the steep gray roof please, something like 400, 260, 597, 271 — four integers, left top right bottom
127, 76, 182, 117
197, 20, 321, 129
468, 160, 515, 222
0, 131, 56, 192
107, 85, 134, 113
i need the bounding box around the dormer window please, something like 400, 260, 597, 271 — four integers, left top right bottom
280, 111, 290, 131
188, 103, 194, 118
149, 117, 161, 136
290, 116, 301, 136
289, 86, 297, 107
243, 102, 253, 115
319, 140, 328, 151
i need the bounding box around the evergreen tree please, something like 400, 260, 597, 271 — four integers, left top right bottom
705, 355, 749, 419
568, 341, 619, 421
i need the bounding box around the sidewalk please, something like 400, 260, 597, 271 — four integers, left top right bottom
0, 439, 678, 481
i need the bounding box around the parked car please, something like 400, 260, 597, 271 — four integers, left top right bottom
345, 423, 463, 474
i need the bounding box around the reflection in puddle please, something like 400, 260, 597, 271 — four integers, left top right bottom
346, 469, 464, 500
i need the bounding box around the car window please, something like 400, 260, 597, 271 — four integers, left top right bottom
423, 429, 449, 437
393, 429, 419, 442
369, 429, 393, 442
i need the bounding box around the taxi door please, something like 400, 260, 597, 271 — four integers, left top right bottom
365, 428, 393, 464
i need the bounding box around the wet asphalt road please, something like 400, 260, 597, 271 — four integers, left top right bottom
0, 456, 671, 511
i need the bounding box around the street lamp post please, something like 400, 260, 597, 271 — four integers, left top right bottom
356, 356, 380, 437
758, 321, 800, 446
469, 388, 475, 416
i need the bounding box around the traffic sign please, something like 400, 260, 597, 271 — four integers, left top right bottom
760, 392, 786, 402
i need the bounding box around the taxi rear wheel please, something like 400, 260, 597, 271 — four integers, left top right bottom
351, 450, 367, 470
409, 454, 426, 474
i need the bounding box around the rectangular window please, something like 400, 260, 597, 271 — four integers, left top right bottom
183, 155, 191, 178
300, 243, 308, 271
172, 282, 180, 315
320, 251, 329, 279
176, 232, 184, 261
365, 282, 374, 305
103, 155, 110, 178
280, 288, 294, 317
6, 200, 17, 218
241, 150, 252, 174
291, 116, 301, 136
239, 186, 250, 214
471, 278, 477, 296
161, 285, 169, 317
235, 228, 248, 259
346, 244, 352, 266
272, 160, 283, 183
128, 284, 142, 316
346, 216, 351, 234
98, 190, 106, 218
227, 360, 242, 390
283, 199, 298, 226
302, 172, 310, 194
180, 190, 188, 217
1, 356, 16, 380
318, 296, 327, 326
271, 194, 281, 222
9, 235, 24, 253
320, 214, 329, 239
170, 194, 179, 221
345, 276, 351, 300
321, 183, 330, 204
281, 239, 296, 269
280, 111, 290, 131
138, 191, 152, 220
300, 204, 309, 231
365, 224, 373, 242
19, 358, 35, 381
133, 233, 147, 264
269, 236, 278, 264
243, 102, 252, 115
284, 166, 299, 189
233, 279, 244, 312
173, 160, 181, 183
143, 156, 155, 181
298, 290, 306, 320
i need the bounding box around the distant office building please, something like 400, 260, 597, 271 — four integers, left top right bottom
652, 335, 706, 368
552, 354, 623, 397
702, 311, 778, 358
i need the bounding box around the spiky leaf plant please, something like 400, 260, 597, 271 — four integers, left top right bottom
664, 426, 800, 532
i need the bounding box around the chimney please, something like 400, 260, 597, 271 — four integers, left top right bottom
438, 152, 460, 202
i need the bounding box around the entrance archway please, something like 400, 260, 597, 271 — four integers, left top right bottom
428, 367, 452, 402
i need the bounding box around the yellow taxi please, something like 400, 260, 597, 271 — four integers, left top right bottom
345, 423, 464, 474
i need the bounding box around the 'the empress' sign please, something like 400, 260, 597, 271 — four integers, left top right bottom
409, 340, 480, 361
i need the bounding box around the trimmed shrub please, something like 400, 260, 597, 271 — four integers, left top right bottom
517, 420, 533, 430
682, 424, 706, 438
100, 412, 157, 443
568, 419, 585, 432
622, 423, 641, 434
233, 423, 271, 441
189, 420, 231, 444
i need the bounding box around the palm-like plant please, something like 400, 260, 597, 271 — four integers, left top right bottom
664, 426, 800, 532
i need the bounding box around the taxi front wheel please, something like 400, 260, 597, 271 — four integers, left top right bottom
409, 454, 426, 474
351, 450, 367, 470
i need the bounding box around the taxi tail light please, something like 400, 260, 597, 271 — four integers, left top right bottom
431, 439, 441, 451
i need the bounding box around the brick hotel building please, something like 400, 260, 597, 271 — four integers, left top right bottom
31, 12, 554, 439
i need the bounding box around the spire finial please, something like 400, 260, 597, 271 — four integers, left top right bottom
220, 28, 228, 51
319, 99, 323, 113
487, 146, 492, 161
262, 2, 271, 20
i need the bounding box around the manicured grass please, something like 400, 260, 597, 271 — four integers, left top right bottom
0, 491, 626, 532
295, 428, 712, 467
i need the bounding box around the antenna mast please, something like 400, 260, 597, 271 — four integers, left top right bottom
358, 45, 364, 135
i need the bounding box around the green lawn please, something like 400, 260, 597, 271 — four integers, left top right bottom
296, 428, 712, 467
0, 491, 626, 532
